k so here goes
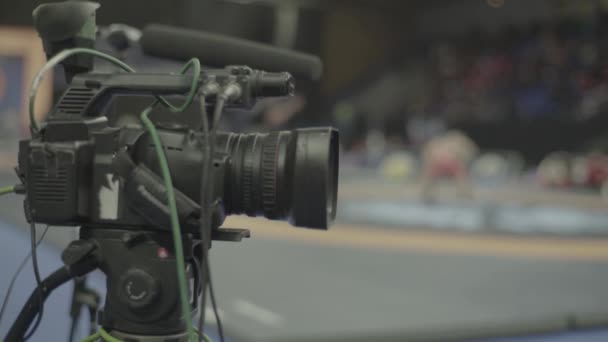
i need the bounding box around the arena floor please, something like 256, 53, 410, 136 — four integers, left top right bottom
1, 174, 608, 341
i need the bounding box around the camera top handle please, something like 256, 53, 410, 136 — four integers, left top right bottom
50, 67, 294, 124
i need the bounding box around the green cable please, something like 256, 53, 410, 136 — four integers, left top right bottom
28, 48, 201, 134
73, 105, 203, 342
78, 327, 212, 342
98, 328, 122, 342
29, 48, 135, 134
0, 185, 14, 195
80, 331, 101, 342
194, 328, 213, 342
28, 48, 203, 342
136, 57, 201, 342
78, 328, 120, 342
162, 58, 201, 112
140, 104, 195, 342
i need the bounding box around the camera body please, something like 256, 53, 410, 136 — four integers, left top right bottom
18, 70, 338, 236
16, 65, 338, 336
21, 0, 338, 236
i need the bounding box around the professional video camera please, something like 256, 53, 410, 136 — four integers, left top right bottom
4, 1, 338, 341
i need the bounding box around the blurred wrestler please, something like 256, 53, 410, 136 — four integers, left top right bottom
420, 130, 478, 201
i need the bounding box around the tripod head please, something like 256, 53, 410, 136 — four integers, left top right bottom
5, 1, 338, 341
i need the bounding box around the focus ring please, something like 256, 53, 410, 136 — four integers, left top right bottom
241, 135, 255, 215
261, 132, 280, 218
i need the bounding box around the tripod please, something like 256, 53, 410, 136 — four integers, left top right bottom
68, 276, 102, 342
5, 227, 203, 342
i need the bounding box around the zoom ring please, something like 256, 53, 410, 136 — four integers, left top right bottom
261, 132, 280, 218
241, 136, 255, 215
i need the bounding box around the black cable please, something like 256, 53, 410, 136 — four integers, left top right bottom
198, 95, 211, 341
5, 256, 98, 342
192, 257, 202, 297
198, 94, 227, 342
205, 257, 224, 342
87, 305, 98, 335
23, 303, 42, 341
207, 96, 227, 342
0, 225, 50, 324
23, 215, 46, 341
68, 315, 79, 342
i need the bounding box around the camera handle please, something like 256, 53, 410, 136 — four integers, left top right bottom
50, 69, 293, 124
4, 240, 100, 341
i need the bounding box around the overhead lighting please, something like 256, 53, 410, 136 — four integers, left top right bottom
487, 0, 505, 9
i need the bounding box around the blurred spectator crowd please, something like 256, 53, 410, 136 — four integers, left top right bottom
334, 10, 608, 154
408, 12, 608, 123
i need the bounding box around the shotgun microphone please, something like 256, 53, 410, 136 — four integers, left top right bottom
140, 24, 323, 80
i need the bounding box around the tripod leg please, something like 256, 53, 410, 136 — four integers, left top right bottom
4, 241, 99, 342
68, 277, 85, 342
68, 276, 101, 342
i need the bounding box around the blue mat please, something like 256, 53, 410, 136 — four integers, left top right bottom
338, 199, 608, 235
478, 329, 608, 342
0, 222, 95, 341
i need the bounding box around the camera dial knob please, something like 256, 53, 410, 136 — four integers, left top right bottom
119, 268, 160, 311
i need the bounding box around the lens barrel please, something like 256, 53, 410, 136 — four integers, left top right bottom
223, 127, 338, 229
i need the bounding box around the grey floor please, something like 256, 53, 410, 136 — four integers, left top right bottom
1, 173, 608, 341
209, 235, 608, 342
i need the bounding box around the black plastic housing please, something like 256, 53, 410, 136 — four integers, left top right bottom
19, 118, 339, 231
18, 71, 337, 232
133, 127, 339, 230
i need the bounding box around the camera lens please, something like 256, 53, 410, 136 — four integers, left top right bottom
222, 128, 339, 229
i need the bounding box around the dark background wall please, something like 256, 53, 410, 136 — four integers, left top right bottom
2, 0, 605, 161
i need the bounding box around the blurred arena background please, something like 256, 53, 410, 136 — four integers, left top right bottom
1, 0, 608, 341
